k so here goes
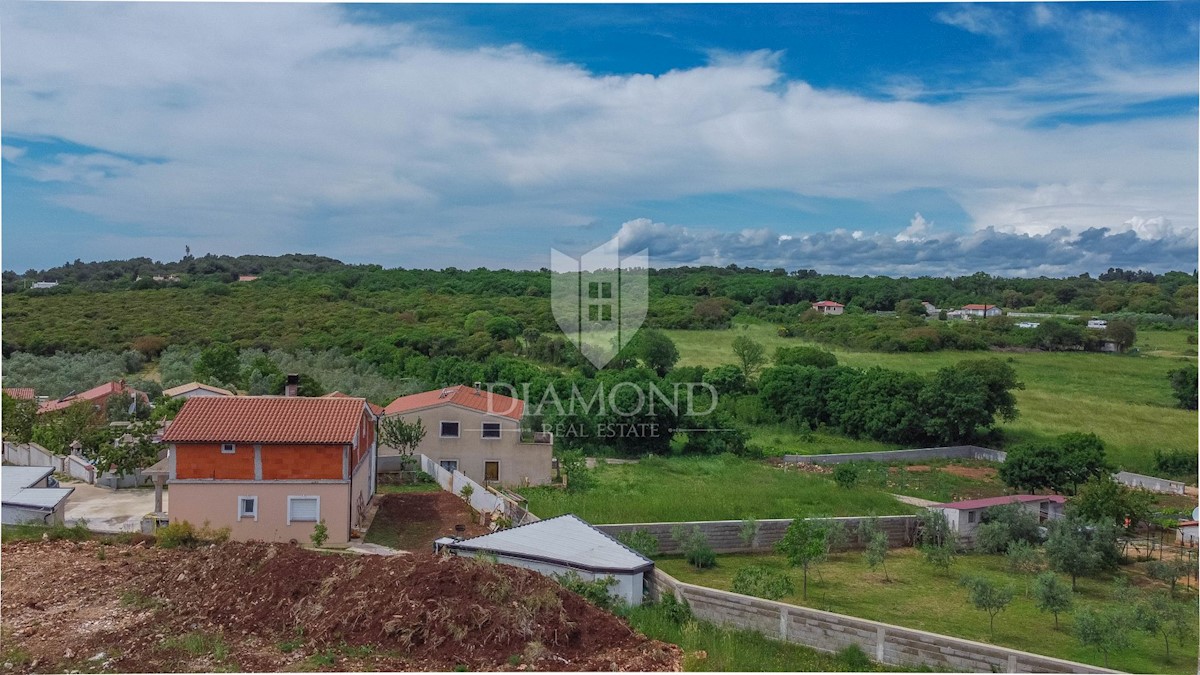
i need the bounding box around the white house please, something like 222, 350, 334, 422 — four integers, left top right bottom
960, 304, 1002, 318
162, 382, 236, 399
1016, 321, 1041, 329
2, 466, 74, 526
30, 281, 59, 290
811, 300, 845, 315
921, 301, 938, 316
1087, 319, 1108, 330
930, 494, 1065, 539
439, 514, 654, 606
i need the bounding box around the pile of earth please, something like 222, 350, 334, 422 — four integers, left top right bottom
1, 539, 680, 672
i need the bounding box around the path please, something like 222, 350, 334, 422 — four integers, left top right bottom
585, 457, 640, 469
892, 493, 939, 508
65, 483, 164, 532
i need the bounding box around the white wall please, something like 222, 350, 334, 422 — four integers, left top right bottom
450, 549, 643, 606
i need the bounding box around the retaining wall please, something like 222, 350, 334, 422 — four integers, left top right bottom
596, 516, 918, 555
1113, 471, 1186, 495
783, 445, 1007, 465
3, 442, 95, 483
647, 569, 1117, 674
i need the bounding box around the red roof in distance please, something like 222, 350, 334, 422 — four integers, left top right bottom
812, 300, 844, 307
38, 380, 147, 414
962, 304, 997, 311
3, 388, 36, 400
934, 494, 1065, 510
162, 396, 369, 444
384, 386, 524, 421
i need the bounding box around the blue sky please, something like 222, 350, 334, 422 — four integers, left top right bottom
2, 2, 1197, 276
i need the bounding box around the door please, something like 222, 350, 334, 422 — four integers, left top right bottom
484, 461, 500, 483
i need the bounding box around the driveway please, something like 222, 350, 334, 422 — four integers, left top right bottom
64, 482, 167, 533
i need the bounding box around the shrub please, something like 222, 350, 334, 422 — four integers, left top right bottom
974, 521, 1012, 554
671, 525, 716, 569
459, 484, 475, 501
310, 519, 329, 548
617, 528, 660, 558
832, 462, 860, 489
731, 566, 795, 600
554, 571, 618, 611
836, 644, 872, 670
1005, 539, 1041, 575
156, 521, 231, 549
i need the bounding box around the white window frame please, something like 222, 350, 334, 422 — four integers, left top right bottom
439, 459, 459, 473
237, 495, 258, 521
221, 443, 236, 454
287, 495, 320, 525
481, 422, 502, 440
439, 421, 460, 438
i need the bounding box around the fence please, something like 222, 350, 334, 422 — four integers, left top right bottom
3, 442, 95, 483
647, 569, 1117, 673
417, 454, 539, 524
596, 516, 919, 555
1113, 471, 1186, 495
784, 445, 1007, 466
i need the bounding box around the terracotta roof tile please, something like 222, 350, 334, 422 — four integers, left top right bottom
161, 396, 368, 444
162, 382, 235, 398
37, 381, 147, 414
384, 386, 524, 420
3, 388, 35, 400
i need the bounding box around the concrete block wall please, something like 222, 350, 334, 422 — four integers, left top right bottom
596, 516, 918, 555
647, 570, 1118, 674
783, 445, 1007, 465
1113, 471, 1186, 495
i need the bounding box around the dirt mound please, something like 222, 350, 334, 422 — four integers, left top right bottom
1, 540, 680, 672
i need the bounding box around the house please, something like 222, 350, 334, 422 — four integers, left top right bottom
322, 391, 384, 417
1177, 520, 1198, 546
237, 275, 259, 282
151, 275, 181, 283
438, 514, 653, 605
811, 300, 845, 315
383, 385, 552, 488
2, 466, 74, 525
38, 380, 149, 415
1087, 319, 1108, 330
160, 395, 378, 546
30, 281, 59, 289
162, 382, 236, 399
921, 301, 938, 316
960, 304, 1002, 318
930, 494, 1065, 539
3, 388, 36, 400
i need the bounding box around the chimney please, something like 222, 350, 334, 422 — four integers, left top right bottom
473, 381, 482, 395
285, 374, 300, 397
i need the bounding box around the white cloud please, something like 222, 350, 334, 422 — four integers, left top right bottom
936, 5, 1010, 38
895, 213, 933, 243
1, 146, 26, 163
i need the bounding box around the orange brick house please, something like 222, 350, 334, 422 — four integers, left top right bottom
161, 396, 377, 545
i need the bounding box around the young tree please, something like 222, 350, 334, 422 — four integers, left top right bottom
861, 517, 890, 582
1044, 515, 1117, 590
959, 576, 1014, 638
738, 517, 758, 549
731, 336, 767, 380
1166, 368, 1197, 410
378, 416, 426, 456
1074, 606, 1133, 667
1032, 572, 1072, 629
775, 517, 833, 599
916, 508, 956, 574
1005, 540, 1041, 575
1135, 592, 1191, 661
1145, 559, 1191, 597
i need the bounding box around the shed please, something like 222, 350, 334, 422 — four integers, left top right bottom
441, 514, 654, 605
2, 466, 74, 526
1177, 520, 1198, 546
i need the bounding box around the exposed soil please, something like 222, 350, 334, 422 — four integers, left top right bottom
939, 464, 998, 481
365, 491, 490, 551
1, 540, 680, 673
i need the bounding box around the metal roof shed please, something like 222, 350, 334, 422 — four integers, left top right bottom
2, 466, 74, 526
443, 514, 654, 606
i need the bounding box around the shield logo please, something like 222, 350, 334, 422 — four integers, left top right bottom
551, 236, 648, 369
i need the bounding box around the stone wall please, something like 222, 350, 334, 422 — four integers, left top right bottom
647, 569, 1117, 674
596, 516, 918, 555
783, 445, 1007, 466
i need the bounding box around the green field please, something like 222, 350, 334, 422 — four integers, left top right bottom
658, 548, 1199, 674
667, 324, 1198, 475
521, 454, 913, 523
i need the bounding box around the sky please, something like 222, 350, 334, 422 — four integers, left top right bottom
2, 2, 1198, 276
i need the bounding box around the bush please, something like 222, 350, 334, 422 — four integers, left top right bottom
310, 519, 329, 548
832, 462, 860, 489
672, 525, 716, 569
974, 521, 1012, 554
156, 521, 231, 549
836, 644, 872, 670
731, 566, 795, 600
617, 528, 660, 558
555, 571, 618, 611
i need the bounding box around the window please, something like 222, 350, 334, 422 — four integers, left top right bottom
967, 511, 976, 524
481, 422, 501, 439
287, 496, 320, 524
238, 496, 258, 521
485, 461, 500, 483
440, 421, 460, 438
439, 460, 459, 472
221, 443, 236, 454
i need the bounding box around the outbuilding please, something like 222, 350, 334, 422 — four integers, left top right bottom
2, 466, 74, 526
439, 514, 653, 605
1177, 520, 1198, 546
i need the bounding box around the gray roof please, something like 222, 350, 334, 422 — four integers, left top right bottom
446, 514, 654, 574
2, 466, 74, 510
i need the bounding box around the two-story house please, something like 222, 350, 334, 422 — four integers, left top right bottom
160, 395, 377, 545
382, 385, 552, 487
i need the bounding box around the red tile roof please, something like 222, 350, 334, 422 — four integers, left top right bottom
812, 300, 844, 307
384, 386, 524, 421
934, 494, 1065, 510
1178, 521, 1198, 528
3, 388, 35, 400
322, 391, 383, 416
962, 304, 997, 311
38, 381, 147, 414
161, 396, 369, 444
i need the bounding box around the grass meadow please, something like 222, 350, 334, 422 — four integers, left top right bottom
521, 454, 913, 523
658, 548, 1200, 674
666, 324, 1198, 474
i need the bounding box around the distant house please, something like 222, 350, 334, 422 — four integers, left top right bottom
152, 275, 181, 283
1016, 321, 1041, 329
921, 301, 938, 316
161, 395, 378, 546
38, 380, 149, 416
1177, 521, 1198, 546
960, 304, 1002, 318
162, 382, 236, 399
439, 514, 654, 606
30, 281, 59, 289
237, 275, 259, 282
811, 300, 845, 315
1086, 319, 1108, 330
383, 385, 552, 488
2, 466, 74, 526
3, 388, 36, 400
930, 494, 1065, 539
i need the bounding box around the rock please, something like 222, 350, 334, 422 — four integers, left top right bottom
64, 649, 74, 659
28, 659, 39, 669
89, 652, 106, 662
4, 662, 13, 669
176, 573, 186, 582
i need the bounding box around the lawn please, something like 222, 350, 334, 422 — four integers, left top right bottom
666, 324, 1199, 475
747, 426, 901, 457
521, 454, 913, 523
657, 548, 1200, 674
